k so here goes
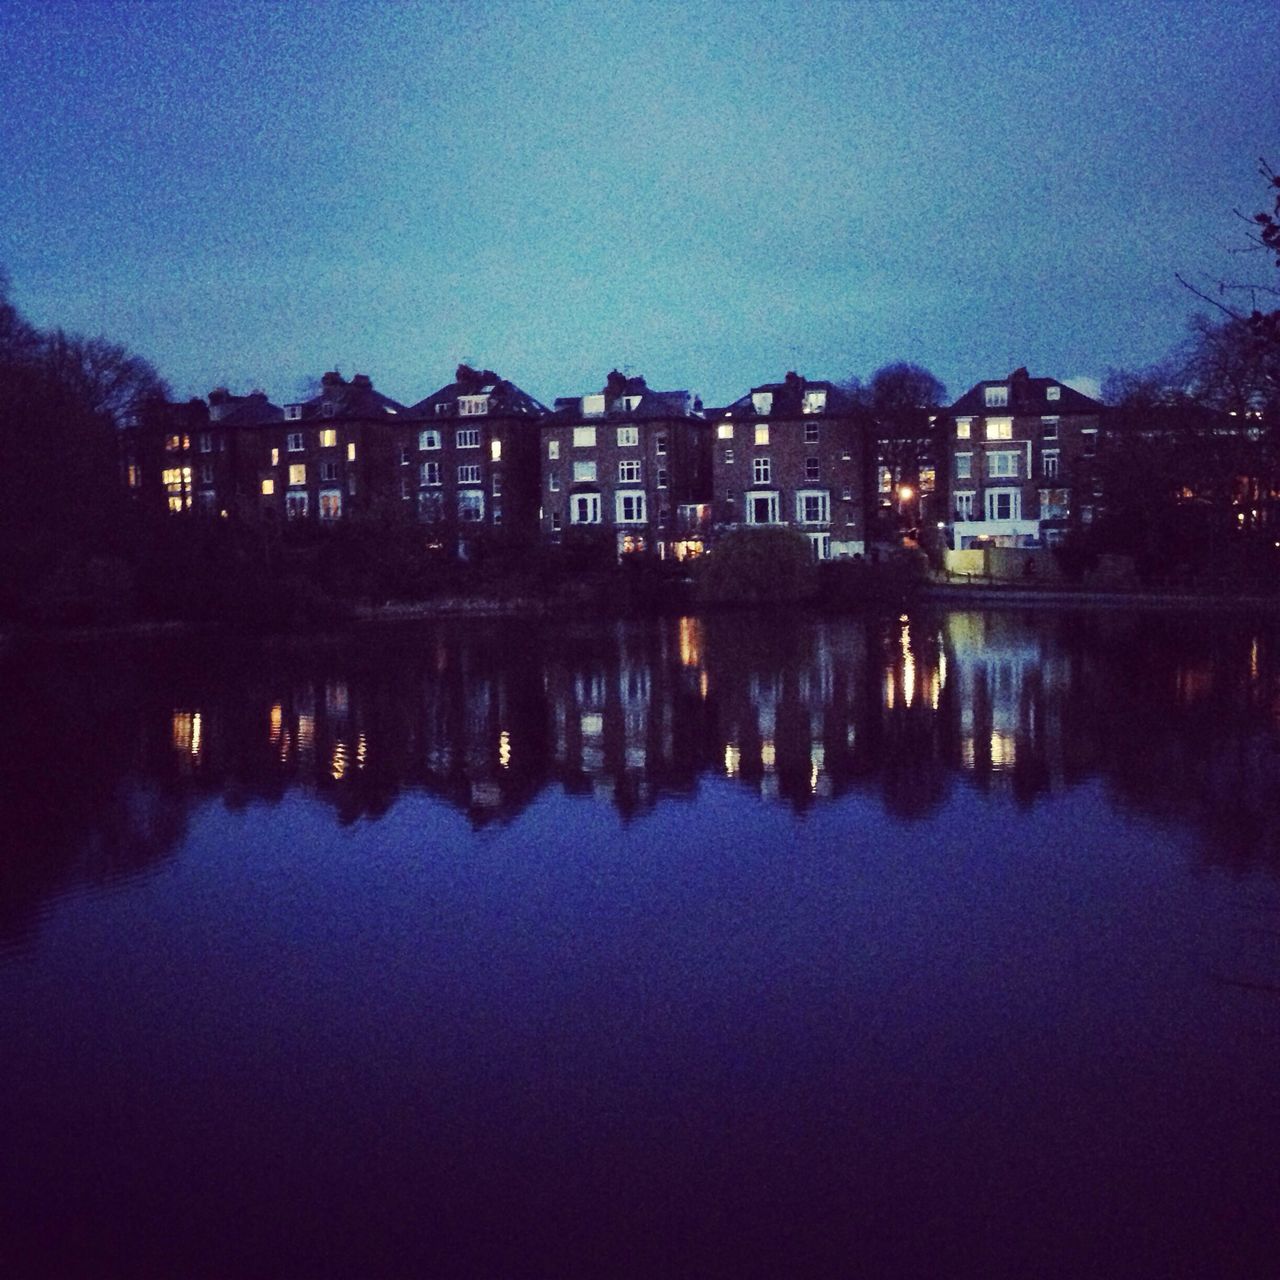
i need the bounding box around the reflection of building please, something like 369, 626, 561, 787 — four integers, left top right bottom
945, 368, 1102, 548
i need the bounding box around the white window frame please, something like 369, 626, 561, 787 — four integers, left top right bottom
754, 424, 769, 446
287, 432, 304, 452
616, 426, 638, 447
1042, 450, 1060, 479
571, 493, 601, 524
985, 385, 1009, 408
956, 418, 972, 439
745, 490, 779, 525
456, 428, 480, 449
752, 457, 771, 485
796, 490, 830, 524
618, 460, 641, 483
318, 489, 342, 520
573, 460, 597, 483
615, 490, 647, 524
457, 489, 485, 522
985, 418, 1013, 440
572, 426, 596, 448
458, 395, 489, 417
988, 451, 1019, 478
954, 491, 975, 520
288, 463, 306, 487
985, 488, 1021, 521
548, 439, 560, 459
955, 453, 972, 480
419, 429, 441, 450
421, 461, 441, 486
457, 464, 481, 484
1047, 385, 1061, 401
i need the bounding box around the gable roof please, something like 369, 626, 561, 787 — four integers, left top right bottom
407, 367, 548, 420
208, 390, 282, 427
947, 368, 1102, 417
285, 372, 406, 422
550, 371, 702, 422
717, 371, 860, 419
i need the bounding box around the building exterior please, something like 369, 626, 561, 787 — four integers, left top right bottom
709, 372, 867, 559
541, 372, 711, 559
120, 396, 213, 516
945, 368, 1103, 549
404, 365, 548, 554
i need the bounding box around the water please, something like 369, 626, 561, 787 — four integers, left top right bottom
1, 610, 1278, 1278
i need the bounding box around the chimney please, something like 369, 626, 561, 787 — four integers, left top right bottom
351, 374, 372, 389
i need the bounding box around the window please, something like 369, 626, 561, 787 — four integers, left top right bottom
752, 391, 773, 415
617, 426, 638, 447
1082, 429, 1097, 457
954, 492, 974, 520
548, 439, 560, 460
319, 490, 342, 520
619, 460, 641, 483
198, 433, 212, 453
400, 477, 412, 500
319, 428, 337, 448
752, 457, 771, 484
286, 491, 308, 519
490, 439, 502, 462
804, 421, 819, 443
284, 405, 302, 421
320, 461, 339, 482
581, 394, 605, 417
717, 423, 734, 440
548, 472, 560, 492
754, 424, 769, 446
458, 490, 485, 522
956, 418, 972, 440
459, 395, 489, 416
434, 402, 450, 416
986, 418, 1013, 440
288, 463, 306, 486
723, 448, 734, 463
1041, 417, 1059, 439
287, 432, 304, 452
796, 491, 830, 524
657, 468, 669, 489
421, 461, 441, 486
551, 511, 562, 531
458, 464, 481, 484
491, 501, 502, 525
655, 434, 667, 455
261, 478, 275, 496
200, 463, 214, 485
955, 453, 972, 480
400, 446, 412, 465
841, 487, 852, 501
322, 402, 337, 418
616, 491, 646, 523
985, 489, 1021, 521
803, 389, 827, 415
804, 456, 820, 482
418, 491, 443, 522
571, 493, 601, 524
1042, 450, 1060, 479
347, 443, 356, 461
573, 460, 597, 483
573, 427, 596, 448
988, 452, 1018, 478
419, 429, 441, 450
878, 466, 893, 494
491, 473, 502, 496
271, 447, 280, 466
456, 428, 480, 448
126, 463, 141, 488
746, 491, 779, 524
162, 466, 191, 493
164, 434, 187, 452
1047, 385, 1061, 401
985, 385, 1008, 408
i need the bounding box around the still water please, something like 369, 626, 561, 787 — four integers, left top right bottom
1, 609, 1278, 1278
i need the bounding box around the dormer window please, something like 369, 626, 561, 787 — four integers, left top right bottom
581, 394, 606, 417
802, 389, 827, 414
984, 385, 1009, 408
322, 402, 337, 418
434, 403, 450, 416
620, 395, 642, 412
1046, 386, 1061, 401
284, 404, 302, 421
752, 391, 773, 416
459, 395, 489, 416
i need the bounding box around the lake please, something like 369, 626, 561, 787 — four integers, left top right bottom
1, 608, 1278, 1278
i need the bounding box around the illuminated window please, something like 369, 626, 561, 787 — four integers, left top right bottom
319, 428, 337, 448
126, 463, 141, 488
986, 418, 1013, 440
458, 464, 481, 484
490, 439, 502, 461
319, 490, 342, 520
717, 423, 734, 440
419, 429, 440, 450
957, 418, 972, 439
548, 439, 560, 459
288, 463, 306, 486
985, 385, 1008, 408
581, 394, 606, 417
752, 391, 773, 415
347, 443, 356, 461
270, 447, 280, 466
617, 426, 638, 447
754, 424, 769, 446
286, 491, 308, 519
456, 428, 480, 448
616, 491, 646, 523
878, 466, 893, 493
458, 490, 485, 521
753, 457, 771, 484
421, 461, 441, 485
261, 478, 275, 496
573, 427, 596, 448
619, 460, 641, 483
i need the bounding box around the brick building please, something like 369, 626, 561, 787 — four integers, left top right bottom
541, 372, 711, 559
945, 367, 1103, 548
709, 372, 868, 559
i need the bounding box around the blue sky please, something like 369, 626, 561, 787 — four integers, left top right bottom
1, 0, 1275, 407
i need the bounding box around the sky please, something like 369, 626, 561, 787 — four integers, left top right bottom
1, 0, 1276, 409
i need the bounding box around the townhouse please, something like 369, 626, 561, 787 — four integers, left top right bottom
945, 368, 1103, 549
709, 372, 868, 559
541, 372, 712, 559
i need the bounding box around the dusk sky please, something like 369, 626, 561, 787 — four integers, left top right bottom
2, 0, 1275, 408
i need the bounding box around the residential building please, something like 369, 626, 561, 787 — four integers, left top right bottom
119, 396, 213, 516
404, 364, 547, 553
709, 372, 867, 559
542, 371, 711, 559
945, 368, 1103, 548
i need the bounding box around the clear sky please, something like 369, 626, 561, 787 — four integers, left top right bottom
1, 0, 1275, 407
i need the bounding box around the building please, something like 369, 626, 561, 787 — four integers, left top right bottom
404, 365, 548, 554
541, 371, 711, 559
945, 368, 1103, 549
709, 372, 867, 559
205, 388, 283, 520
120, 396, 212, 516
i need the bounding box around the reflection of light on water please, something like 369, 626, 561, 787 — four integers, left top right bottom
498, 729, 511, 769
1251, 638, 1260, 682
269, 703, 283, 744
297, 714, 315, 759
724, 744, 740, 777
901, 618, 915, 707
961, 736, 976, 769
991, 731, 1017, 770
678, 616, 703, 669
700, 671, 709, 700
810, 744, 824, 793
937, 649, 947, 698
761, 739, 776, 772
171, 711, 201, 759
356, 734, 368, 768
331, 741, 347, 780
885, 670, 895, 710
326, 680, 349, 717
191, 713, 202, 760
928, 670, 942, 710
